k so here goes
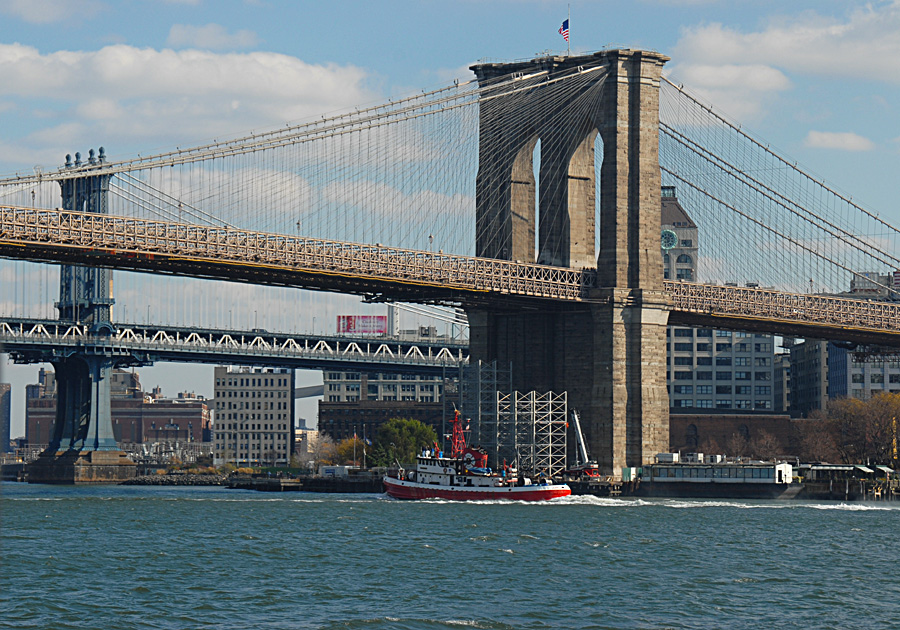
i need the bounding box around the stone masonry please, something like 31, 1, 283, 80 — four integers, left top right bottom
467, 50, 671, 476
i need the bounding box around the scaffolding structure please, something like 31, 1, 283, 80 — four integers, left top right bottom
458, 360, 512, 467
497, 391, 568, 478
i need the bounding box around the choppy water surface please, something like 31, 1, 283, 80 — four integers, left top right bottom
2, 483, 899, 630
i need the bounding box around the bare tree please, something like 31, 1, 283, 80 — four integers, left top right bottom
749, 429, 780, 461
726, 432, 748, 460
793, 419, 837, 462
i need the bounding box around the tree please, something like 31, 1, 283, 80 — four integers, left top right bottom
793, 419, 837, 462
828, 393, 899, 465
725, 432, 748, 460
335, 437, 366, 466
370, 418, 438, 467
699, 436, 721, 455
748, 429, 780, 461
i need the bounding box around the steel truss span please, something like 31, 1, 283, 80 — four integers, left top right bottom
2, 205, 900, 345
0, 206, 591, 303
0, 318, 468, 373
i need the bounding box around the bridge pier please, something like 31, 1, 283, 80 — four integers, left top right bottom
469, 50, 671, 477
26, 151, 137, 483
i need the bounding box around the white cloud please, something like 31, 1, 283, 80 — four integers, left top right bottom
0, 0, 101, 24
0, 43, 376, 172
804, 130, 875, 152
674, 5, 900, 82
669, 3, 900, 121
167, 24, 259, 51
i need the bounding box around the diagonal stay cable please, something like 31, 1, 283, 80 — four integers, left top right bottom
662, 166, 900, 297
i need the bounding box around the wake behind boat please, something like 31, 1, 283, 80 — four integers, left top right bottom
383, 410, 571, 501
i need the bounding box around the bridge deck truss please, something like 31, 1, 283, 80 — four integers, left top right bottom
2, 206, 900, 345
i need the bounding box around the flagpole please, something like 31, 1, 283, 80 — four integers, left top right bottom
567, 4, 571, 56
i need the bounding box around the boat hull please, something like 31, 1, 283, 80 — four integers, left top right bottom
383, 476, 571, 501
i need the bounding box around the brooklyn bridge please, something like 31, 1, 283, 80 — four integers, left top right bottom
2, 50, 898, 480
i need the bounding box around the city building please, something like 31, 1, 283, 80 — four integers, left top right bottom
323, 371, 445, 403
789, 340, 829, 416
827, 344, 900, 401
319, 319, 458, 442
212, 366, 295, 466
663, 186, 777, 412
318, 398, 445, 442
24, 368, 211, 447
0, 383, 10, 453
773, 352, 791, 413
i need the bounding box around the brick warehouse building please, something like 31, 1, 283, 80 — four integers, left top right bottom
25, 368, 210, 447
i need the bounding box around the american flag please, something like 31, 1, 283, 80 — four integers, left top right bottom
558, 19, 569, 42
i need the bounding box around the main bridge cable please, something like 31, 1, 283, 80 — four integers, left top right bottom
661, 166, 893, 296
662, 77, 900, 241
660, 123, 900, 272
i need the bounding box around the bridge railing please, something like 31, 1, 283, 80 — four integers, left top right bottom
665, 280, 900, 334
0, 206, 595, 301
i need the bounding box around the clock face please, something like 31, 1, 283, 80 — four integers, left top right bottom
661, 229, 678, 250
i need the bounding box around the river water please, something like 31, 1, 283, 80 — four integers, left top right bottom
1, 483, 898, 630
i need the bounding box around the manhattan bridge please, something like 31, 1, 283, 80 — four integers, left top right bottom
1, 50, 899, 479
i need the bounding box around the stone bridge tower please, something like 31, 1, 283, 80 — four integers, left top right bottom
467, 49, 671, 476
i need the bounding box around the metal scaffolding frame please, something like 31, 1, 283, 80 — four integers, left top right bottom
458, 360, 512, 467
497, 390, 567, 478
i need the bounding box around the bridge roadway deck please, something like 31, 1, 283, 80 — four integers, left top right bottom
2, 206, 899, 347
0, 317, 468, 373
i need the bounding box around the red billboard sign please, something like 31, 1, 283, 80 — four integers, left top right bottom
337, 315, 387, 334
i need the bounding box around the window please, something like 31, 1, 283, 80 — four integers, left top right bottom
696, 399, 713, 408
696, 372, 712, 381
755, 343, 772, 352
755, 371, 771, 381
754, 357, 771, 367
674, 357, 692, 365
663, 253, 670, 264
697, 329, 712, 337
673, 385, 693, 394
736, 343, 751, 352
735, 386, 752, 395
754, 400, 772, 409
716, 400, 732, 409
674, 343, 692, 351
696, 385, 713, 394
680, 239, 693, 247
852, 373, 865, 383
676, 254, 692, 265
734, 400, 752, 409
755, 386, 772, 395
716, 357, 732, 366
697, 357, 712, 366
891, 374, 900, 384
696, 343, 711, 352
716, 343, 732, 352
716, 385, 732, 394
716, 372, 732, 381
676, 268, 693, 280
735, 371, 751, 380
716, 330, 732, 338
673, 399, 693, 408
735, 357, 751, 366
674, 329, 693, 337
674, 371, 693, 380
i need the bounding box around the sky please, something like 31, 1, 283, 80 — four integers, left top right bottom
1, 0, 899, 436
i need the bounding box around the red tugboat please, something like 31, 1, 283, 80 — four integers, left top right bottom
383, 410, 571, 501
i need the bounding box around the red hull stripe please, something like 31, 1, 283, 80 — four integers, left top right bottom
383, 478, 571, 501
